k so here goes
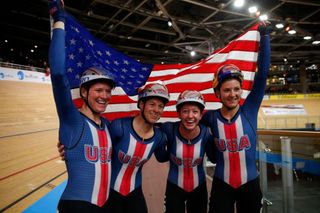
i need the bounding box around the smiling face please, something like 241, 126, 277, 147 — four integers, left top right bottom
139, 97, 165, 124
81, 82, 112, 114
215, 78, 242, 110
178, 103, 202, 131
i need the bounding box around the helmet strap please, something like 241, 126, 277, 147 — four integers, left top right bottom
83, 88, 100, 115
140, 102, 152, 125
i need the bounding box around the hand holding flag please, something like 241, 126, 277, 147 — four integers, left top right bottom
48, 0, 66, 22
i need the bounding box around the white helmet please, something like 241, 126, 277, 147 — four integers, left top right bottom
176, 90, 205, 110
80, 67, 115, 89
137, 83, 170, 108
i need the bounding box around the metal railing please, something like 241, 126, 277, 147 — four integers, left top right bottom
0, 62, 45, 73
259, 116, 320, 129
258, 130, 320, 213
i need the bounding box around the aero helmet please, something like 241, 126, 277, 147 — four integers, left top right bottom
137, 83, 170, 108
80, 67, 116, 89
212, 64, 243, 89
176, 90, 205, 111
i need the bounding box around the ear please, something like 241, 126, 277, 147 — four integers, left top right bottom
177, 110, 182, 119
138, 100, 145, 110
80, 87, 88, 98
214, 89, 220, 99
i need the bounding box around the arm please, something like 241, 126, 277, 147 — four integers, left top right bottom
204, 127, 216, 163
109, 118, 124, 146
49, 18, 81, 124
49, 1, 84, 147
154, 132, 169, 162
200, 110, 213, 127
155, 122, 175, 162
243, 23, 271, 114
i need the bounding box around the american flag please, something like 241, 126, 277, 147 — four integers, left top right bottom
65, 14, 153, 96
66, 13, 261, 122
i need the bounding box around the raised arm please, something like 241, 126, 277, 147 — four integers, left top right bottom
48, 0, 84, 147
49, 0, 81, 123
243, 22, 271, 113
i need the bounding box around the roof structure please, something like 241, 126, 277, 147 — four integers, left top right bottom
1, 0, 320, 66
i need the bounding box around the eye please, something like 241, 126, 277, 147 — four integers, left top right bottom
234, 87, 241, 92
223, 88, 230, 93
148, 102, 155, 107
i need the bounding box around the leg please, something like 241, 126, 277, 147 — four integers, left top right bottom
208, 177, 235, 213
125, 187, 148, 213
164, 181, 186, 213
58, 199, 102, 213
105, 190, 126, 213
236, 178, 263, 213
186, 181, 208, 213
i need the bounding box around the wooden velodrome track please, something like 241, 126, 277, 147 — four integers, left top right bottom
0, 80, 179, 213
1, 80, 319, 212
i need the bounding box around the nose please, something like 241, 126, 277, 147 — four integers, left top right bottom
154, 105, 160, 113
101, 91, 111, 100
230, 89, 237, 97
154, 105, 164, 114
187, 111, 193, 118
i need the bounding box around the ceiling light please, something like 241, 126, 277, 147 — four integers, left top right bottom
303, 36, 312, 40
34, 45, 38, 48
167, 20, 172, 27
145, 43, 150, 47
234, 0, 245, 8
10, 48, 14, 51
259, 14, 268, 21
87, 10, 93, 16
288, 30, 296, 35
312, 41, 320, 45
283, 57, 287, 62
190, 51, 196, 57
5, 39, 8, 43
275, 23, 284, 29
161, 61, 164, 64
248, 6, 257, 13
30, 49, 34, 53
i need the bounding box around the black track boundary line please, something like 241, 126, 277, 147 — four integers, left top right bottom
0, 128, 58, 139
0, 170, 67, 212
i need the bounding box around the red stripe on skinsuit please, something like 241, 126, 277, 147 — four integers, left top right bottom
119, 141, 147, 195
182, 143, 194, 192
224, 123, 241, 188
96, 130, 109, 206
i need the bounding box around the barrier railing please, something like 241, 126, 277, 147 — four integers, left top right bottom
257, 130, 320, 213
259, 116, 320, 129
0, 62, 45, 73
